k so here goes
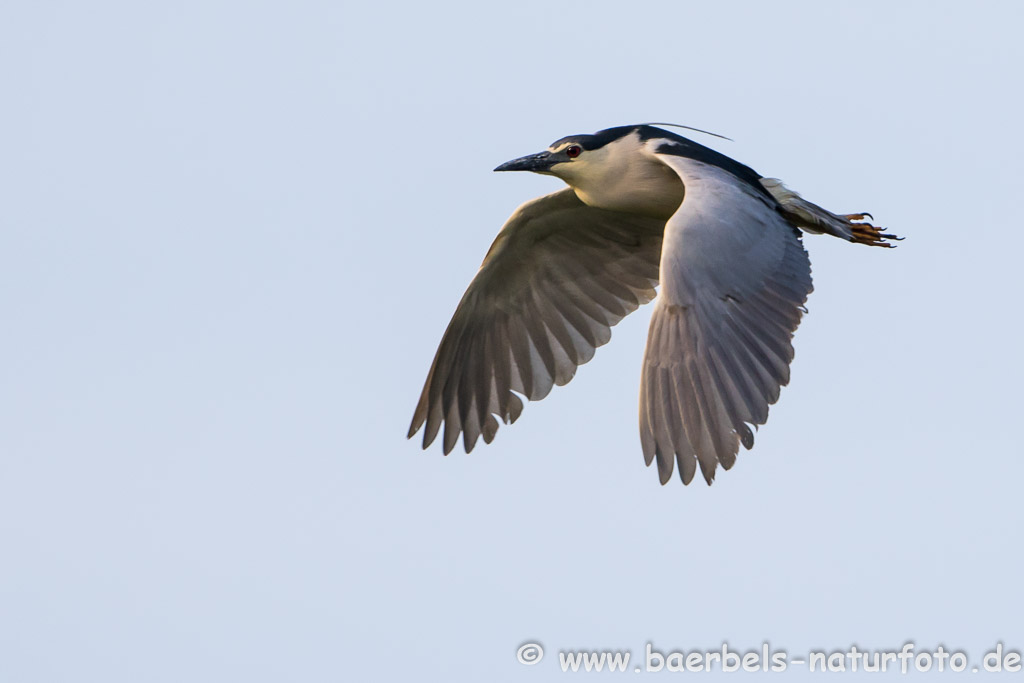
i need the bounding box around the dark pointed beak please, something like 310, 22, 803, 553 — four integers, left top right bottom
493, 151, 555, 173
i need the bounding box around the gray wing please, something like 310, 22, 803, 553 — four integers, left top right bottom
409, 188, 666, 454
640, 153, 813, 485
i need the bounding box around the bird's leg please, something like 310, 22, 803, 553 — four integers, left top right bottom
843, 213, 903, 248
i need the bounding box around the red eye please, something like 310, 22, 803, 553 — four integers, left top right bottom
565, 145, 582, 158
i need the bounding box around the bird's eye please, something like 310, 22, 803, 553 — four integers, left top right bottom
565, 145, 582, 158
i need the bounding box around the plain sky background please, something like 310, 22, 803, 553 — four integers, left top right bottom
2, 1, 1022, 680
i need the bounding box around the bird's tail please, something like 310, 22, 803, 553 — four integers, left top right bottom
760, 178, 901, 248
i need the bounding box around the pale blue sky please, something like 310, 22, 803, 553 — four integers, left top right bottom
2, 1, 1022, 681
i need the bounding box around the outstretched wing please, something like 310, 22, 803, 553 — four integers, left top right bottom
640, 152, 813, 485
410, 188, 666, 454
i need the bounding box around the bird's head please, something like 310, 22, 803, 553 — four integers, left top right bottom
494, 125, 684, 217
493, 126, 637, 182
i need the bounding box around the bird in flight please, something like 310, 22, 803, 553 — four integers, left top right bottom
407, 124, 899, 486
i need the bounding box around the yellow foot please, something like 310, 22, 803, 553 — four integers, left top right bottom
843, 214, 903, 248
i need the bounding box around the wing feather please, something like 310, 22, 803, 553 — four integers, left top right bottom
410, 188, 665, 451
639, 153, 813, 484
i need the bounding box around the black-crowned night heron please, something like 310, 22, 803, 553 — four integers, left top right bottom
407, 124, 899, 486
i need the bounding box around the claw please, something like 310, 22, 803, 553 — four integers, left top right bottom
844, 214, 902, 248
